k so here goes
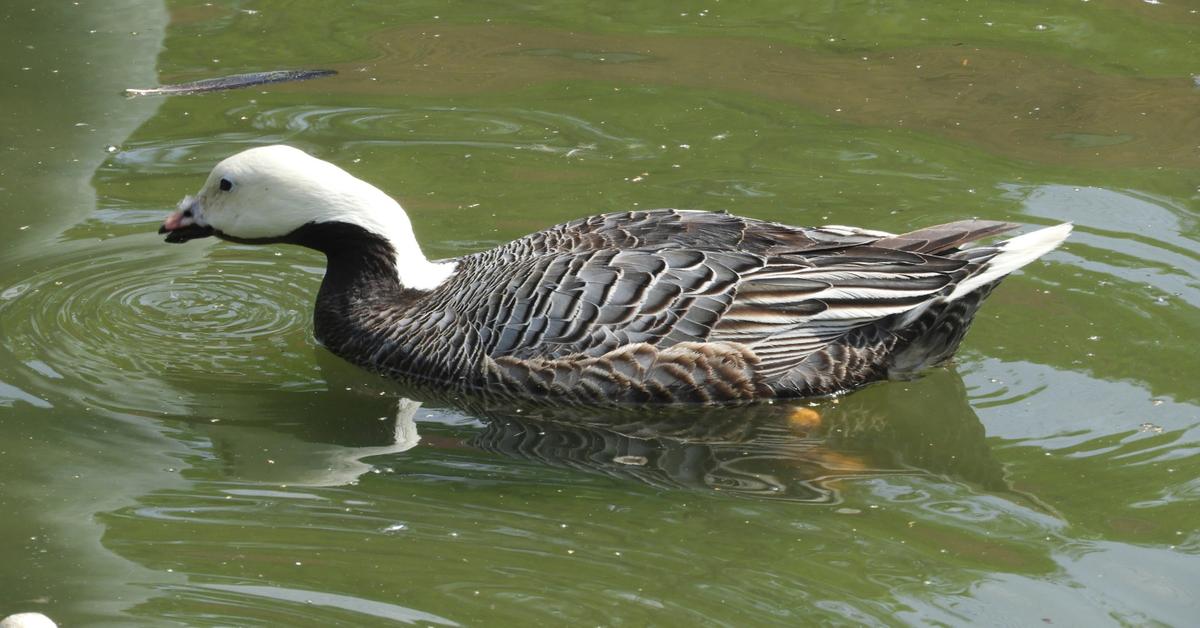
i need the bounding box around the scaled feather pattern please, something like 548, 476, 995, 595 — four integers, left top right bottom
311, 210, 1069, 403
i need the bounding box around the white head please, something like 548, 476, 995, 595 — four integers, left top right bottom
161, 145, 454, 290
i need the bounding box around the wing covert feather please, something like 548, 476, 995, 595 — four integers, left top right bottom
440, 210, 1008, 385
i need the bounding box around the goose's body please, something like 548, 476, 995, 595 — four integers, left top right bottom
161, 145, 1070, 404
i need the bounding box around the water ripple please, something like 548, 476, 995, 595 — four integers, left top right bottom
0, 242, 318, 409
243, 104, 655, 159
111, 103, 661, 173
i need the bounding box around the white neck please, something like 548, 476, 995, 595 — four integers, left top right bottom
393, 234, 457, 291
317, 178, 456, 291
370, 205, 456, 291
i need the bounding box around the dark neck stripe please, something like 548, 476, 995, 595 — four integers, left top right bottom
234, 221, 424, 351
216, 221, 403, 280
215, 221, 384, 251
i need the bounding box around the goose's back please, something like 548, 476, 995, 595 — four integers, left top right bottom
386, 210, 1019, 402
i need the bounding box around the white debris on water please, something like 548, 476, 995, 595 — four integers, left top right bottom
0, 613, 57, 628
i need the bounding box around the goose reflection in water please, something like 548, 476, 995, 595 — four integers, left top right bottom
191, 362, 1006, 503
463, 368, 1007, 502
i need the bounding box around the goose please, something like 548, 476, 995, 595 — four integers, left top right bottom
159, 145, 1070, 404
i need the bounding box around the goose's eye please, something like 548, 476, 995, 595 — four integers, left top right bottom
219, 178, 233, 192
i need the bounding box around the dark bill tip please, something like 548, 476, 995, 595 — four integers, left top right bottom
162, 224, 215, 243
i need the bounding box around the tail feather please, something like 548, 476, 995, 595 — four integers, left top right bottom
948, 223, 1072, 300
875, 219, 1019, 254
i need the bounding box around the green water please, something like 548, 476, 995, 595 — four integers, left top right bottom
1, 1, 1197, 625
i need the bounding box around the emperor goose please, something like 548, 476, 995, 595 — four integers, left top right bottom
159, 145, 1070, 404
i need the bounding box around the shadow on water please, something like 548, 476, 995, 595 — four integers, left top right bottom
186, 352, 1013, 505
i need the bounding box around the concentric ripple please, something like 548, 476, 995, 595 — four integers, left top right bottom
239, 104, 654, 159
111, 103, 661, 171
0, 242, 321, 411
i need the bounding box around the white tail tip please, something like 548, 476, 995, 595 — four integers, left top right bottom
949, 223, 1072, 299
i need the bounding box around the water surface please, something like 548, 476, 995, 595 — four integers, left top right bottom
1, 1, 1197, 625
